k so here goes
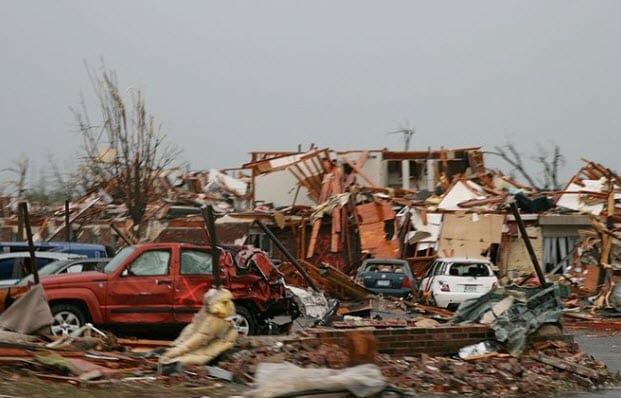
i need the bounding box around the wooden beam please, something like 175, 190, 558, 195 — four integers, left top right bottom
340, 157, 379, 188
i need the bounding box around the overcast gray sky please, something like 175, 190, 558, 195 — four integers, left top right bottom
1, 1, 619, 189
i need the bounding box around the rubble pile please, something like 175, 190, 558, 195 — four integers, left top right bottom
0, 324, 618, 397
1, 147, 621, 395
215, 337, 619, 396
376, 340, 618, 395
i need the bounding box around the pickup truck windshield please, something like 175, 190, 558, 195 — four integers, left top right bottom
103, 246, 136, 274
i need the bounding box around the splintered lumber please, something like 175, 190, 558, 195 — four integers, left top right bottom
257, 221, 320, 292
340, 156, 379, 187
110, 223, 137, 245
533, 353, 601, 379
401, 301, 454, 319
306, 219, 322, 258
115, 338, 173, 350
45, 194, 102, 241
355, 201, 399, 258
319, 262, 374, 299
298, 260, 373, 299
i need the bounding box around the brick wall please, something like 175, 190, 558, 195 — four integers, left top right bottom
312, 325, 494, 356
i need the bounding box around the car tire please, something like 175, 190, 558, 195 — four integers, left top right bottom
50, 304, 86, 336
231, 305, 256, 336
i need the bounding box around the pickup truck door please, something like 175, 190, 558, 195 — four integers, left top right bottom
106, 249, 175, 323
173, 249, 215, 323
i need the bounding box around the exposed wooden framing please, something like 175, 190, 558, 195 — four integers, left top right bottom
306, 219, 322, 258
309, 155, 325, 176
331, 207, 341, 252
340, 156, 379, 188
46, 195, 102, 242
342, 205, 352, 270
300, 159, 323, 194
257, 221, 320, 292
289, 166, 320, 203
110, 223, 136, 246
299, 217, 307, 259
298, 259, 373, 299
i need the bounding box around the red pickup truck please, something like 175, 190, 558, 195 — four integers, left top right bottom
36, 243, 298, 336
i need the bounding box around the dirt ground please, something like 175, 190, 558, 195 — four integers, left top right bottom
0, 372, 247, 398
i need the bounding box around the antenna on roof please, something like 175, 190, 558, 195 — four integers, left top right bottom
387, 120, 415, 151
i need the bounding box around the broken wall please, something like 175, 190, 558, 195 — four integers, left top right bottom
500, 224, 544, 278
254, 171, 315, 208
438, 213, 504, 259
357, 201, 399, 259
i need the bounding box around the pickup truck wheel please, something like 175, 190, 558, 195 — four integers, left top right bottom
50, 304, 85, 336
231, 306, 256, 336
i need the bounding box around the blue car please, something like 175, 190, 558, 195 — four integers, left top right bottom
0, 241, 112, 258
355, 259, 417, 297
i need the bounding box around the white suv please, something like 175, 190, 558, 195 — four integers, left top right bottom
419, 257, 498, 309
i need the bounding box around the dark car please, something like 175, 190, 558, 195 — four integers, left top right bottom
0, 251, 87, 287
355, 258, 416, 297
15, 258, 111, 286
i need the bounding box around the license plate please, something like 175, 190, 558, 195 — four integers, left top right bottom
376, 280, 391, 287
464, 285, 477, 293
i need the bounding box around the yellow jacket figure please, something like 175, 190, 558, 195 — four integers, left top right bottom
160, 288, 238, 366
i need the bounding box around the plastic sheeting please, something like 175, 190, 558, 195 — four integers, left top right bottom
0, 284, 53, 335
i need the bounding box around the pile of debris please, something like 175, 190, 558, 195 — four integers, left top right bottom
2, 148, 621, 333
0, 327, 618, 397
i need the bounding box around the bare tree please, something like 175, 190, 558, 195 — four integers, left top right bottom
72, 64, 180, 229
1, 154, 30, 198
488, 141, 565, 191
47, 153, 82, 200
490, 143, 539, 189
535, 143, 564, 191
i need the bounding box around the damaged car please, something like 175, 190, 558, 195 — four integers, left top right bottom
6, 243, 298, 336
419, 257, 498, 310
355, 259, 416, 297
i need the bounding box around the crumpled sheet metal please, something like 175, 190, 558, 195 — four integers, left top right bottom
451, 283, 563, 355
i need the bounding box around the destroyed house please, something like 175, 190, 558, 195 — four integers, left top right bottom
244, 147, 485, 209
